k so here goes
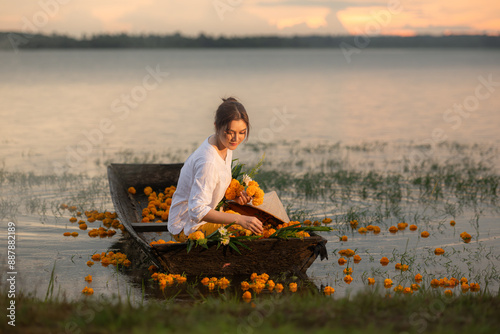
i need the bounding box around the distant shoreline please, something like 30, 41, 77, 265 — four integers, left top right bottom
1, 32, 499, 50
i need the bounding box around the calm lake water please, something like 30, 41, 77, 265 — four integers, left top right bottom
0, 48, 499, 301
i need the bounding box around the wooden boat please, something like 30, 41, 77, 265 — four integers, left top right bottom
107, 163, 328, 276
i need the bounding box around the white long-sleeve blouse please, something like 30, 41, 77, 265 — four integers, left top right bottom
168, 137, 233, 236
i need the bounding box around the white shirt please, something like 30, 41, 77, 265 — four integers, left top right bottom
168, 137, 233, 235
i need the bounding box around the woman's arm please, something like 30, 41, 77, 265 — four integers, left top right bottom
202, 209, 263, 235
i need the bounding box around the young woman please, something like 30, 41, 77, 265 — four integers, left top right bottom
168, 97, 263, 241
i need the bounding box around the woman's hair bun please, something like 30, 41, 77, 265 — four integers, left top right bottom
222, 97, 238, 103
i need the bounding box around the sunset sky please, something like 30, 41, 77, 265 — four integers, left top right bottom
1, 0, 499, 37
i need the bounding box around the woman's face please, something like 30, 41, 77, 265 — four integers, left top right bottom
217, 119, 247, 150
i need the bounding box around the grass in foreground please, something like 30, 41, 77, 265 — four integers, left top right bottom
2, 289, 499, 334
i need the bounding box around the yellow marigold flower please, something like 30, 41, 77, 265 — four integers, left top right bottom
84, 275, 92, 283
353, 255, 362, 263
344, 275, 353, 284
128, 187, 136, 194
358, 227, 367, 234
275, 283, 284, 293
367, 277, 375, 285
144, 186, 153, 196
434, 248, 445, 255
380, 257, 389, 266
450, 220, 456, 226
86, 260, 94, 267
63, 232, 71, 236
343, 267, 353, 275
415, 273, 423, 282
324, 286, 335, 295
409, 224, 417, 231
421, 231, 430, 238
289, 282, 298, 292
389, 226, 398, 233
340, 235, 348, 242
188, 231, 205, 241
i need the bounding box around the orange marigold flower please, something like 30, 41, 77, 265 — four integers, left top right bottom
393, 284, 403, 292
340, 235, 348, 242
395, 263, 402, 270
267, 280, 275, 291
461, 283, 470, 293
71, 232, 78, 237
469, 283, 480, 292
128, 187, 136, 194
460, 232, 472, 243
411, 284, 420, 291
444, 289, 453, 296
338, 257, 347, 265
343, 267, 353, 275
384, 278, 393, 288
188, 231, 205, 241
367, 277, 375, 285
275, 283, 284, 293
430, 279, 440, 287
409, 224, 417, 231
415, 273, 423, 282
79, 223, 88, 230
373, 226, 381, 234
401, 264, 409, 271
86, 260, 94, 267
84, 275, 92, 282
63, 232, 71, 236
322, 218, 332, 225
201, 277, 210, 286
69, 217, 77, 223
358, 227, 367, 234
421, 231, 430, 238
82, 286, 94, 295
403, 287, 413, 294
397, 222, 407, 230
389, 226, 398, 233
350, 220, 358, 228
380, 257, 390, 266
289, 282, 298, 292
450, 220, 456, 226
434, 248, 445, 255
208, 282, 215, 290
344, 275, 353, 284
339, 249, 355, 257
242, 291, 252, 301
460, 277, 468, 284
91, 254, 101, 261
353, 255, 362, 263
324, 286, 335, 295
303, 220, 312, 226
144, 186, 153, 196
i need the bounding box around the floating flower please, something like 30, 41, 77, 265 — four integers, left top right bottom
409, 224, 417, 231
338, 249, 355, 257
450, 220, 456, 226
71, 232, 79, 237
349, 220, 358, 228
358, 227, 367, 234
444, 289, 453, 296
338, 257, 347, 266
403, 287, 413, 294
82, 286, 94, 295
380, 257, 390, 266
434, 248, 445, 255
389, 226, 398, 233
324, 286, 335, 295
367, 277, 375, 285
63, 232, 71, 236
393, 285, 404, 293
69, 217, 77, 223
344, 275, 353, 284
421, 231, 430, 238
411, 284, 420, 291
460, 277, 468, 284
91, 254, 101, 261
128, 187, 136, 194
373, 226, 381, 234
84, 275, 92, 283
86, 260, 94, 267
322, 218, 332, 225
397, 222, 407, 230
460, 232, 471, 243
461, 283, 470, 293
242, 291, 252, 301
353, 255, 362, 263
343, 267, 353, 275
395, 263, 402, 270
79, 223, 88, 230
384, 279, 393, 288
415, 273, 423, 282
340, 235, 348, 242
469, 283, 480, 292
401, 264, 409, 271
430, 279, 440, 287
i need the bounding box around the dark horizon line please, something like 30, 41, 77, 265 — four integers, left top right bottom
1, 31, 499, 49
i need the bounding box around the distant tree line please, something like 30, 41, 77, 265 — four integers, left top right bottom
1, 31, 499, 50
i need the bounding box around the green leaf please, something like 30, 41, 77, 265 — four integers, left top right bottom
228, 241, 242, 254
186, 240, 193, 253
232, 240, 251, 251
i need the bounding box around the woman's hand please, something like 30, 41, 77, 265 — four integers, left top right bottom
237, 215, 263, 235
235, 190, 252, 206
